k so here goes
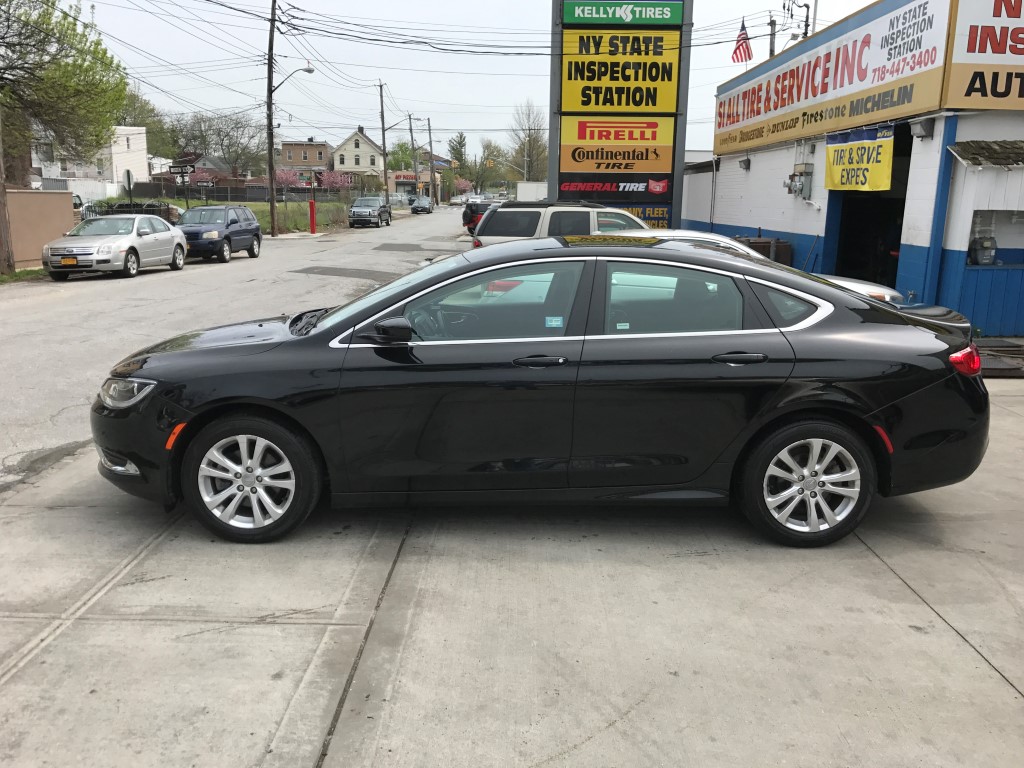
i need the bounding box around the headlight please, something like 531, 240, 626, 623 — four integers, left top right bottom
98, 377, 156, 409
42, 245, 50, 258
201, 230, 220, 240
97, 244, 113, 256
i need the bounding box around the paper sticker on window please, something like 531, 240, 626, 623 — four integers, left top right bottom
545, 316, 564, 328
616, 322, 630, 330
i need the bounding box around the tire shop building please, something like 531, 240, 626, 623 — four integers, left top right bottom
684, 0, 1024, 336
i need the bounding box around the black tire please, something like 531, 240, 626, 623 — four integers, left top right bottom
180, 415, 323, 543
49, 272, 70, 282
121, 250, 139, 278
247, 236, 261, 258
169, 245, 185, 271
374, 215, 382, 228
348, 223, 354, 228
738, 420, 876, 547
217, 240, 231, 263
385, 214, 391, 226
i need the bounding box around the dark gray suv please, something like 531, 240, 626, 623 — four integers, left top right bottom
347, 197, 392, 228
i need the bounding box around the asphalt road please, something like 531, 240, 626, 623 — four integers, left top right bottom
0, 208, 1022, 766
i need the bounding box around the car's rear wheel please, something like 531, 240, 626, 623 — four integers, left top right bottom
247, 237, 260, 258
49, 272, 69, 282
218, 240, 231, 263
169, 245, 185, 270
121, 250, 139, 278
739, 421, 876, 547
181, 415, 322, 543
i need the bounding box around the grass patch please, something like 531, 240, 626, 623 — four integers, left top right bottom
98, 196, 351, 234
0, 268, 46, 284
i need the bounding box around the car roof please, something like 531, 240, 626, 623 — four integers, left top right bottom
497, 200, 607, 209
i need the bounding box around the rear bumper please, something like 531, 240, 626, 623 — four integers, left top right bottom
877, 373, 989, 496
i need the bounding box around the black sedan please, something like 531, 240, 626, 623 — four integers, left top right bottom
91, 237, 989, 546
411, 196, 434, 214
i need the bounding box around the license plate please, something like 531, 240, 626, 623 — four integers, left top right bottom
60, 257, 77, 265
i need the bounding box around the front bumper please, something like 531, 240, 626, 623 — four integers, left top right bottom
348, 213, 379, 226
43, 253, 127, 274
91, 392, 195, 505
185, 237, 224, 254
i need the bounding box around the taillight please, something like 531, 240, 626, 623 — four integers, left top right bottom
472, 238, 482, 248
949, 343, 982, 376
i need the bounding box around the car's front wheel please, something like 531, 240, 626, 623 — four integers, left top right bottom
169, 245, 185, 270
49, 272, 69, 282
218, 240, 231, 263
181, 415, 322, 543
121, 250, 139, 278
375, 215, 382, 228
739, 421, 876, 547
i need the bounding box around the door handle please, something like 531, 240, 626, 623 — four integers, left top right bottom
513, 356, 568, 368
712, 352, 768, 366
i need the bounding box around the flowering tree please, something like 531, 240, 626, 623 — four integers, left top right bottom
319, 170, 353, 199
454, 177, 472, 194
275, 168, 300, 189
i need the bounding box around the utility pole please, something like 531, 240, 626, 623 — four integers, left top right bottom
426, 117, 435, 203
408, 114, 420, 196
769, 15, 777, 57
811, 0, 819, 35
378, 82, 388, 198
266, 0, 278, 237
0, 110, 14, 275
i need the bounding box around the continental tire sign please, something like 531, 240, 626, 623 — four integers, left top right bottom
560, 117, 675, 173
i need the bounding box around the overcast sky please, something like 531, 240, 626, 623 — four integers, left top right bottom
90, 0, 878, 154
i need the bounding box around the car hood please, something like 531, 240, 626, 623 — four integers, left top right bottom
110, 315, 294, 377
46, 234, 127, 249
177, 223, 222, 234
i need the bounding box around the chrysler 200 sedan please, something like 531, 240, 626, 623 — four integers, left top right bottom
90, 236, 989, 546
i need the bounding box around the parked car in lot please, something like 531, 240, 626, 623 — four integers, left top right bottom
42, 214, 186, 281
91, 236, 987, 546
472, 201, 646, 247
411, 196, 434, 214
348, 196, 392, 228
177, 205, 261, 262
608, 229, 907, 303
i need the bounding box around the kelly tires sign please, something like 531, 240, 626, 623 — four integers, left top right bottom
563, 2, 683, 26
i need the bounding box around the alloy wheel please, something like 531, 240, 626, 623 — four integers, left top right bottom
197, 434, 296, 529
761, 438, 861, 534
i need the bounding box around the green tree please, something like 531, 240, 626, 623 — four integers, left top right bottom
117, 85, 174, 158
0, 0, 128, 274
386, 140, 413, 171
447, 132, 467, 170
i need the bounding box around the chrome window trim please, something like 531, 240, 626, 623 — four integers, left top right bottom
328, 328, 352, 349
585, 328, 783, 340
744, 276, 834, 331
335, 256, 595, 348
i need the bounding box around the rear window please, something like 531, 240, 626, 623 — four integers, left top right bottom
476, 209, 541, 237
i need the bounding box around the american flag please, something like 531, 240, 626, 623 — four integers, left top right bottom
732, 19, 753, 64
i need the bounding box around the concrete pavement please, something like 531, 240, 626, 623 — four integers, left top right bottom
0, 207, 1021, 766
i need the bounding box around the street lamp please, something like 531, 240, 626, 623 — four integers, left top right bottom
267, 65, 314, 237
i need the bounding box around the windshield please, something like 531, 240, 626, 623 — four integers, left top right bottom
178, 209, 225, 225
68, 217, 135, 236
353, 198, 381, 207
316, 255, 469, 332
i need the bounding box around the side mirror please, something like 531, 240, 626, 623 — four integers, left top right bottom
228, 218, 239, 226
358, 316, 413, 344
138, 227, 152, 236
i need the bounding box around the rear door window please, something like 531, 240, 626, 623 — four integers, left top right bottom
476, 210, 541, 237
596, 212, 641, 232
547, 210, 592, 236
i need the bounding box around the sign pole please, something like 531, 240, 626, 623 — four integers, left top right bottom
547, 0, 562, 202
672, 1, 694, 227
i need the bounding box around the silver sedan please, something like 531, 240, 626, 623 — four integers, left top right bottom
42, 214, 187, 282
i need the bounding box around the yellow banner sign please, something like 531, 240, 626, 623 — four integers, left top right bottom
559, 116, 674, 173
825, 126, 894, 191
562, 29, 680, 113
943, 0, 1024, 109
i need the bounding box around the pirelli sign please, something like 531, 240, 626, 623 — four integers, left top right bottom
560, 117, 675, 173
556, 1, 689, 226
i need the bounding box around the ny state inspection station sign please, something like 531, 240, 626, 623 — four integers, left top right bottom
555, 1, 689, 227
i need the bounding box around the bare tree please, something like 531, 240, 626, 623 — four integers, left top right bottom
506, 100, 547, 182
211, 113, 266, 178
